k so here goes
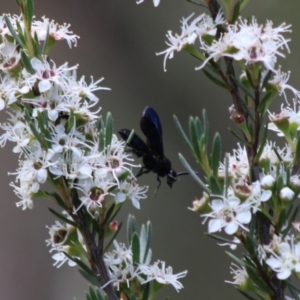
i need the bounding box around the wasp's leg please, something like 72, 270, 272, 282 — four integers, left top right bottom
136, 167, 151, 177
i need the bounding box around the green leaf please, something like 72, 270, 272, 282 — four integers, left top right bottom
142, 282, 151, 300
260, 70, 273, 91
189, 118, 202, 162
276, 175, 284, 196
178, 153, 210, 193
105, 112, 113, 148
245, 265, 273, 294
287, 280, 300, 296
183, 44, 206, 62
32, 31, 40, 57
65, 253, 98, 279
16, 20, 27, 45
245, 69, 254, 90
24, 0, 34, 28
20, 49, 34, 73
37, 111, 52, 147
4, 15, 25, 47
97, 117, 104, 132
194, 116, 203, 140
98, 130, 105, 152
228, 127, 252, 147
140, 221, 152, 264
143, 221, 152, 263
104, 204, 122, 228
206, 233, 240, 246
95, 287, 108, 300
209, 175, 222, 195
295, 138, 300, 165
41, 24, 50, 55
132, 233, 140, 264
211, 133, 221, 176
230, 75, 254, 100
202, 110, 209, 148
232, 0, 241, 23
127, 214, 138, 245
79, 269, 100, 287
66, 110, 76, 133
257, 91, 277, 117
277, 209, 287, 233
173, 115, 193, 152
48, 208, 78, 227
88, 285, 97, 300
122, 129, 135, 150
245, 234, 256, 257
254, 121, 268, 163
48, 191, 67, 209
283, 205, 300, 237
24, 109, 44, 146
226, 251, 245, 266
202, 69, 230, 90
85, 286, 108, 300
104, 203, 116, 226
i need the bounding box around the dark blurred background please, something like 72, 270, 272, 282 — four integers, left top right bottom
0, 1, 300, 299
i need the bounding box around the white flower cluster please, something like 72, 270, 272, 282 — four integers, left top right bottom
197, 142, 298, 237
103, 240, 187, 292
157, 12, 225, 71
158, 14, 292, 73
264, 234, 300, 280
0, 15, 148, 213
0, 15, 78, 48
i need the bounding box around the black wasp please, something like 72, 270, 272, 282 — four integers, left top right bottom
118, 106, 189, 189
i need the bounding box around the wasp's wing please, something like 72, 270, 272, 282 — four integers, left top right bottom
118, 129, 151, 157
140, 106, 164, 158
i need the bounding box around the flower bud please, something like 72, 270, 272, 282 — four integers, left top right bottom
261, 175, 276, 190
104, 221, 119, 238
279, 187, 295, 201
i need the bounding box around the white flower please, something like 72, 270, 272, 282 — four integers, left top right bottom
202, 193, 252, 235
74, 176, 116, 215
157, 12, 224, 71
51, 251, 77, 268
138, 261, 187, 292
64, 73, 110, 102
268, 68, 300, 103
115, 180, 148, 209
225, 263, 248, 287
218, 144, 249, 180
197, 17, 291, 71
10, 180, 36, 210
265, 237, 300, 280
32, 16, 79, 48
22, 57, 77, 93
250, 181, 272, 212
104, 241, 133, 266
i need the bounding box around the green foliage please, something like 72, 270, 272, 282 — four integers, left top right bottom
85, 286, 108, 300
